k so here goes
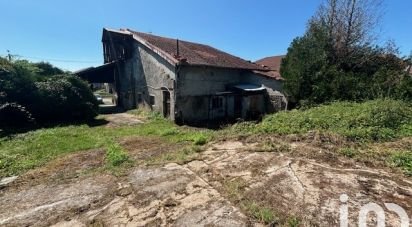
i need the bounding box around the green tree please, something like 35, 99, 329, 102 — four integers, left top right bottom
0, 58, 38, 106
280, 22, 330, 105
281, 0, 410, 106
34, 61, 64, 77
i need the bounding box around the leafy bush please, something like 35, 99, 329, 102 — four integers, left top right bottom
236, 99, 412, 142
0, 103, 34, 127
34, 75, 98, 121
0, 57, 98, 127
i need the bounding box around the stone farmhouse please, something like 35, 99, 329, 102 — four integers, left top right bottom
77, 28, 286, 125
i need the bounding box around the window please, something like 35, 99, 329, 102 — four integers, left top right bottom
212, 96, 223, 109
149, 95, 155, 106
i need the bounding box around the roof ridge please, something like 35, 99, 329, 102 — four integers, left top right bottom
126, 29, 215, 48
107, 28, 268, 71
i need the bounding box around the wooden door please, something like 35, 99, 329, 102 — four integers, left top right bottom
163, 91, 171, 118
234, 95, 242, 118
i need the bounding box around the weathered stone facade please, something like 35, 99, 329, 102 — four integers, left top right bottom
101, 28, 285, 125
119, 41, 176, 118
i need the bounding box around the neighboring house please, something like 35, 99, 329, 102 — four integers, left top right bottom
255, 55, 286, 74
77, 28, 285, 125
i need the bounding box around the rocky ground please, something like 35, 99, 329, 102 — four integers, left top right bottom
1, 114, 411, 226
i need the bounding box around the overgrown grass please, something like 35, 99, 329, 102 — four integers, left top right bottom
339, 147, 358, 158
227, 99, 412, 177
1, 101, 411, 225
0, 116, 212, 177
231, 99, 412, 142
242, 201, 277, 225
285, 216, 302, 227
335, 143, 412, 176
222, 178, 305, 226
390, 151, 412, 176
1, 99, 411, 177
223, 177, 248, 201
106, 143, 129, 167
192, 134, 208, 145
222, 178, 276, 224
127, 108, 164, 121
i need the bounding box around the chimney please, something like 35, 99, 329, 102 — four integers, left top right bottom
176, 39, 180, 58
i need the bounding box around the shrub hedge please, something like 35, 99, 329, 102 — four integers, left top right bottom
0, 57, 98, 128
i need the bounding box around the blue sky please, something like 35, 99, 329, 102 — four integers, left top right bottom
0, 0, 411, 71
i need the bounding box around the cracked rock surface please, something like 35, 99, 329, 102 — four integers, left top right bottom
84, 163, 247, 226
0, 140, 411, 226
189, 141, 412, 226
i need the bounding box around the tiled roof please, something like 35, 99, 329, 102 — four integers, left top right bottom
252, 70, 283, 80
123, 29, 267, 71
255, 55, 286, 72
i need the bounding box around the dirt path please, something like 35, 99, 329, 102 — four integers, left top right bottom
0, 138, 411, 226
103, 113, 144, 127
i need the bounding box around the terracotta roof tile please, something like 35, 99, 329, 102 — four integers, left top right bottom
126, 29, 267, 71
251, 70, 283, 80
255, 55, 286, 72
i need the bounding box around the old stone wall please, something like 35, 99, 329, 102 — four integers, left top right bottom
116, 41, 176, 119
175, 66, 242, 124
105, 33, 283, 124
175, 66, 283, 124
